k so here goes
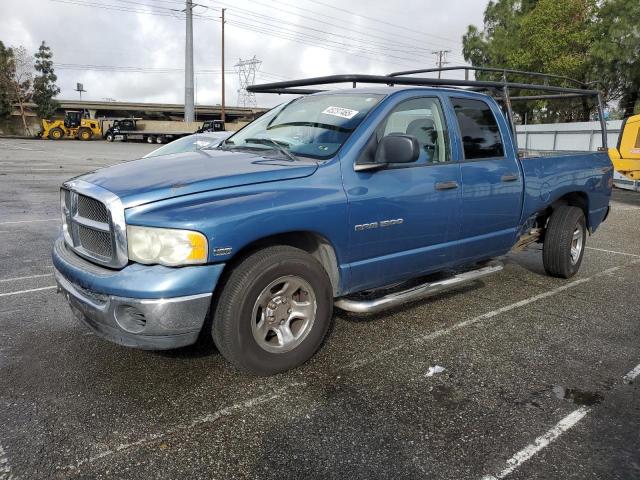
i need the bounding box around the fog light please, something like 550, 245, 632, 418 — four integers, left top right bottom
114, 305, 147, 334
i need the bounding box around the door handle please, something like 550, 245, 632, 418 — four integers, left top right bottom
435, 181, 459, 190
501, 173, 519, 182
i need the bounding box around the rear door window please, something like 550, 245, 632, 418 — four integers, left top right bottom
451, 98, 504, 160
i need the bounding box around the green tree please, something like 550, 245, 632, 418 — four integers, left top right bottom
591, 0, 640, 116
462, 0, 598, 122
0, 41, 16, 119
32, 41, 60, 119
11, 46, 34, 134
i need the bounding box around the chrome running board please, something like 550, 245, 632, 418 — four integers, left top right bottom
335, 262, 503, 314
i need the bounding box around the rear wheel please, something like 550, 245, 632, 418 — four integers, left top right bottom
212, 246, 333, 375
146, 136, 155, 144
156, 135, 165, 144
543, 205, 587, 278
50, 127, 64, 140
78, 128, 92, 141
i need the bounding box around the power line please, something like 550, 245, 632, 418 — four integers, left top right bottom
301, 0, 462, 48
53, 0, 468, 75
53, 62, 234, 74
208, 0, 457, 57
194, 5, 442, 66
148, 0, 466, 61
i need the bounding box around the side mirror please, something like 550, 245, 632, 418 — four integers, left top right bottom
374, 134, 420, 165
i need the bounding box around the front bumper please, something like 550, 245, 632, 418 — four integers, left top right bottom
53, 237, 224, 350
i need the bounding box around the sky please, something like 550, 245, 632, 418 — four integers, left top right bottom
1, 0, 489, 108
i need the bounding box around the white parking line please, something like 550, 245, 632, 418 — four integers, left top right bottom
0, 443, 13, 480
342, 260, 640, 371
480, 358, 640, 479
0, 273, 53, 283
586, 246, 640, 258
0, 286, 56, 298
612, 206, 640, 211
623, 363, 640, 384
0, 140, 41, 151
342, 278, 591, 370
480, 407, 590, 480
0, 219, 58, 225
59, 382, 305, 472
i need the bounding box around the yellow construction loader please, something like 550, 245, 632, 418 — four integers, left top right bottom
609, 114, 640, 190
40, 111, 101, 140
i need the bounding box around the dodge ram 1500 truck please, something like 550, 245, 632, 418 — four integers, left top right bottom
53, 70, 612, 375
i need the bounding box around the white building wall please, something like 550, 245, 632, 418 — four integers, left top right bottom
516, 120, 623, 152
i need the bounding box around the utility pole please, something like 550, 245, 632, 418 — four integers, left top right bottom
432, 50, 451, 78
220, 8, 226, 124
184, 0, 195, 122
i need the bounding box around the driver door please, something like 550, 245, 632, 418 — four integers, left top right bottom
342, 96, 462, 292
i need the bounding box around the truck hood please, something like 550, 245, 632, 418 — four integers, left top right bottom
78, 149, 318, 208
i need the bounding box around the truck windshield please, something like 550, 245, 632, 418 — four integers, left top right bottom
222, 93, 384, 159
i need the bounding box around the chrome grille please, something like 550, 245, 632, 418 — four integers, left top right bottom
60, 181, 128, 269
64, 189, 71, 210
77, 194, 109, 223
77, 224, 113, 258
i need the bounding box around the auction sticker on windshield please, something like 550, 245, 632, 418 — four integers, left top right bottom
321, 106, 359, 120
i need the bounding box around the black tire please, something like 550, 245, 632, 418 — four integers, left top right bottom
156, 135, 165, 144
78, 128, 92, 141
543, 205, 587, 278
212, 246, 333, 375
146, 136, 155, 144
106, 133, 114, 142
50, 127, 64, 140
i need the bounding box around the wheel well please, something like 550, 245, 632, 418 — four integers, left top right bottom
226, 232, 341, 296
537, 192, 590, 231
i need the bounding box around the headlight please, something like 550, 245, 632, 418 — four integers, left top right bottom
60, 188, 72, 244
127, 226, 208, 266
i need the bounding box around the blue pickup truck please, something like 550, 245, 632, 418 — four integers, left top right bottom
53, 71, 612, 375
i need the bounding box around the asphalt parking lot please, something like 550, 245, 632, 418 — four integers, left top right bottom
0, 137, 638, 480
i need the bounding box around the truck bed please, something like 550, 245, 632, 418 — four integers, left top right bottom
520, 151, 612, 230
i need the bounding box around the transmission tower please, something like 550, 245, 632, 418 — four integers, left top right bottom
235, 56, 262, 107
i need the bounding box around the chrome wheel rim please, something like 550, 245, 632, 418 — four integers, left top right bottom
251, 275, 317, 354
570, 225, 584, 265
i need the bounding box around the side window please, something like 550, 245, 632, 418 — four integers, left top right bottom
451, 98, 504, 160
381, 97, 451, 164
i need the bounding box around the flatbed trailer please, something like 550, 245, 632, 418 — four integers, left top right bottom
103, 119, 201, 144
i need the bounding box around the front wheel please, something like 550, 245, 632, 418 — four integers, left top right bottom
212, 246, 333, 375
543, 205, 587, 278
50, 127, 64, 140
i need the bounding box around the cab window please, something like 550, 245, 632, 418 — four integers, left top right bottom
451, 97, 504, 159
380, 97, 451, 164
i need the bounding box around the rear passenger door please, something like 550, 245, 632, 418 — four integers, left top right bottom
450, 97, 523, 262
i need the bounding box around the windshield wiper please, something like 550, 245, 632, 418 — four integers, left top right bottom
243, 138, 299, 162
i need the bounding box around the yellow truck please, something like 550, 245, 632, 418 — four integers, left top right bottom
40, 111, 101, 140
609, 114, 640, 190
